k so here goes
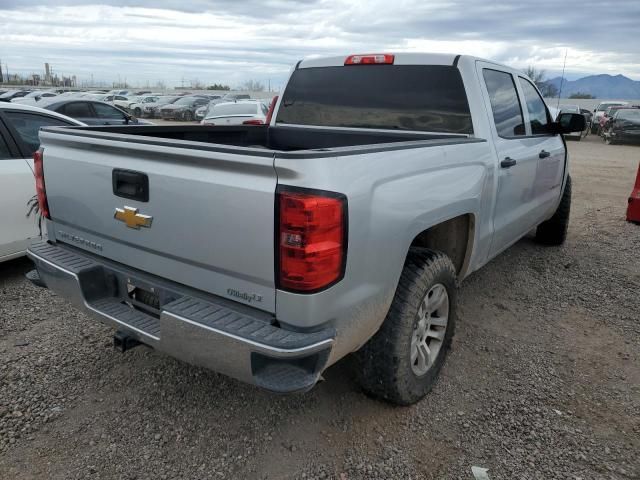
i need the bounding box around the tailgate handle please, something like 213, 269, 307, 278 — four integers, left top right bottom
112, 169, 149, 202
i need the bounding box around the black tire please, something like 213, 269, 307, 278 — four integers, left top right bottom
354, 248, 457, 405
133, 107, 142, 117
536, 175, 571, 245
605, 136, 616, 145
183, 110, 194, 122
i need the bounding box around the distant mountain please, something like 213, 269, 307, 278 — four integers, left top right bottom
543, 74, 640, 99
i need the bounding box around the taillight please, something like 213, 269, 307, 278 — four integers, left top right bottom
33, 149, 50, 219
345, 53, 394, 65
277, 186, 347, 293
242, 119, 264, 125
265, 95, 278, 125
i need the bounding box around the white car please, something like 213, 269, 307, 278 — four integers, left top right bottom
110, 95, 137, 111
201, 100, 269, 125
127, 95, 163, 117
0, 103, 84, 262
10, 90, 58, 105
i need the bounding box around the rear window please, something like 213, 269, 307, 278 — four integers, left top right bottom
210, 103, 258, 116
276, 65, 473, 134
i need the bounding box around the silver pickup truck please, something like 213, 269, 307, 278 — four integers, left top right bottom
27, 53, 584, 405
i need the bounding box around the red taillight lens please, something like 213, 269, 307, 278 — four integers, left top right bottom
242, 119, 264, 125
345, 53, 394, 65
33, 149, 50, 219
265, 95, 278, 125
277, 187, 347, 292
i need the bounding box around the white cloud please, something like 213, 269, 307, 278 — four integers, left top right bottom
0, 1, 638, 88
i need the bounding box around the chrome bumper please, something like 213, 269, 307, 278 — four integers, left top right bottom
27, 241, 334, 393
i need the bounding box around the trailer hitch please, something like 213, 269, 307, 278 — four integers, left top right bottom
113, 330, 141, 353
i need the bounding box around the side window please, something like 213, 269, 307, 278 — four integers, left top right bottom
93, 103, 125, 119
3, 111, 73, 155
62, 102, 92, 118
519, 78, 551, 135
483, 69, 525, 138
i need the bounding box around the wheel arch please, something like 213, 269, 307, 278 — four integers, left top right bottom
407, 213, 476, 279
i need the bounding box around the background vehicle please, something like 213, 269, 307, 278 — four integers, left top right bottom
0, 90, 32, 102
0, 103, 83, 262
598, 105, 629, 136
603, 107, 640, 144
10, 90, 58, 105
559, 104, 589, 140
592, 101, 628, 133
201, 100, 268, 125
159, 96, 209, 121
40, 98, 153, 125
110, 95, 136, 111
106, 89, 132, 96
28, 53, 583, 405
127, 95, 162, 117
142, 96, 181, 118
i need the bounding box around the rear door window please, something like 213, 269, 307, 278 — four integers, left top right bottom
518, 78, 551, 135
482, 69, 525, 138
61, 102, 92, 118
277, 65, 473, 134
92, 103, 126, 120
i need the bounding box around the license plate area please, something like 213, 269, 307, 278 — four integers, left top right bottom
121, 277, 176, 319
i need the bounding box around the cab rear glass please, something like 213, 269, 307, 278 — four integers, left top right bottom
276, 65, 473, 134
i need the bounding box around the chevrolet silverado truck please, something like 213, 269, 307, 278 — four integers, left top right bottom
26, 53, 584, 405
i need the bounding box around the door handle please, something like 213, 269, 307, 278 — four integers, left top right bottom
501, 157, 517, 168
539, 150, 551, 158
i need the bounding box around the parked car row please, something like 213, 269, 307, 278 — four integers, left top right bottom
0, 89, 271, 123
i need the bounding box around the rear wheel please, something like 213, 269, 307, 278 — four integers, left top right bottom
133, 107, 142, 117
536, 175, 571, 245
354, 249, 457, 405
183, 111, 194, 122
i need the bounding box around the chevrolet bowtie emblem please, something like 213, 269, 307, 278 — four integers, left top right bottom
114, 206, 153, 229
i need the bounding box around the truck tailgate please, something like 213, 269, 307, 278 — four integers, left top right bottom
39, 130, 277, 312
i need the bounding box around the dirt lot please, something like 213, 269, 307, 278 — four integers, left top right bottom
1, 135, 638, 479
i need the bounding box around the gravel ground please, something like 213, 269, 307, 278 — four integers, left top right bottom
1, 135, 638, 479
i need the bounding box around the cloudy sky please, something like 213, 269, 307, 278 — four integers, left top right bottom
0, 0, 639, 89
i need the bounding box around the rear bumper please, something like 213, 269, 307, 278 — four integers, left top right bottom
27, 241, 334, 393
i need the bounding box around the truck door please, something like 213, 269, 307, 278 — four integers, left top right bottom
515, 76, 566, 220
478, 65, 541, 256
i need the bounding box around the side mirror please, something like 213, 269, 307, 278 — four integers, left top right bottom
555, 112, 586, 134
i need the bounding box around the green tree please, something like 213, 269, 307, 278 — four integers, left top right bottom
569, 92, 594, 99
207, 83, 230, 90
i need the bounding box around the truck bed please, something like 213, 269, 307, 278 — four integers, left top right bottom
44, 124, 480, 157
